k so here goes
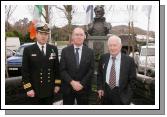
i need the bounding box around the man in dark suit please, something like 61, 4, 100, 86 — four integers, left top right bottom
22, 22, 61, 105
97, 35, 136, 105
60, 27, 94, 105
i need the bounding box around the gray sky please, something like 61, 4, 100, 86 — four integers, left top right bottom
9, 5, 155, 31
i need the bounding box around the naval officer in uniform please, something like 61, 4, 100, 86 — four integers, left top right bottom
22, 22, 61, 105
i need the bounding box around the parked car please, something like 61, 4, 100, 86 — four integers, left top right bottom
6, 48, 16, 58
138, 45, 155, 77
6, 37, 20, 51
6, 43, 34, 77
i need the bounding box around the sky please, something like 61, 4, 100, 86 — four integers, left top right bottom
8, 5, 156, 31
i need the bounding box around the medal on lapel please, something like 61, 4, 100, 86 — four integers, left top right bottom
49, 49, 56, 60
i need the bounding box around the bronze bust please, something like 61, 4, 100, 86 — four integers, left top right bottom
87, 6, 112, 36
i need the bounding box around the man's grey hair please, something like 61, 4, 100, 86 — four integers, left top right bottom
72, 27, 85, 34
107, 34, 122, 45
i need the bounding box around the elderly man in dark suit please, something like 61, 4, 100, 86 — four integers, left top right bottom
97, 35, 136, 105
60, 27, 94, 105
22, 22, 61, 105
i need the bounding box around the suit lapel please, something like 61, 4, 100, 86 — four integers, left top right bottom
32, 43, 44, 66
70, 45, 77, 68
46, 44, 50, 59
34, 43, 43, 57
119, 53, 125, 86
103, 53, 110, 80
79, 46, 86, 68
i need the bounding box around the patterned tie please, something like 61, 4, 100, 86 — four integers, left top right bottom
75, 48, 79, 67
109, 57, 116, 89
41, 46, 44, 56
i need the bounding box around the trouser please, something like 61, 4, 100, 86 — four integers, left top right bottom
63, 91, 88, 105
103, 86, 123, 105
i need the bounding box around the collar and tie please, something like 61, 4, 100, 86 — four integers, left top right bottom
36, 42, 46, 56
109, 57, 116, 89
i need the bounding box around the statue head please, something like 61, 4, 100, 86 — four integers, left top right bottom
94, 6, 105, 18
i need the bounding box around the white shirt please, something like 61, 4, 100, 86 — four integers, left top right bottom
106, 52, 121, 86
37, 42, 46, 55
74, 44, 83, 64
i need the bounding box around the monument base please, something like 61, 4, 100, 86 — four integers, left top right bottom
86, 36, 109, 58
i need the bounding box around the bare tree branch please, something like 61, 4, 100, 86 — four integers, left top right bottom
5, 5, 17, 21
55, 5, 65, 12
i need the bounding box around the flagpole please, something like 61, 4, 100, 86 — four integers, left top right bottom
144, 6, 151, 76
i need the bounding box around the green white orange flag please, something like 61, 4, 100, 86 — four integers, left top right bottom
28, 5, 46, 40
28, 21, 36, 40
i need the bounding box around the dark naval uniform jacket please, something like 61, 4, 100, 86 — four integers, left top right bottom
22, 43, 61, 98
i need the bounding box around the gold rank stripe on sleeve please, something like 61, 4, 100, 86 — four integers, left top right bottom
55, 80, 61, 84
23, 83, 32, 89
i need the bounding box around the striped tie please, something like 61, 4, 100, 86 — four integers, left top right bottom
109, 57, 116, 89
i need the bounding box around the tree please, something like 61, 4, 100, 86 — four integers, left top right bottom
13, 30, 23, 42
13, 18, 29, 37
5, 21, 13, 32
6, 31, 15, 37
24, 32, 36, 43
44, 5, 49, 23
127, 5, 137, 56
63, 5, 73, 36
5, 5, 17, 31
55, 5, 73, 40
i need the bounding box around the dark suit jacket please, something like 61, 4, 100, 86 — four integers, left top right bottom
60, 45, 94, 95
22, 43, 60, 98
97, 53, 136, 104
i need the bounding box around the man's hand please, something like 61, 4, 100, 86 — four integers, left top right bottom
54, 86, 60, 93
70, 80, 83, 91
97, 90, 104, 99
27, 90, 35, 97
